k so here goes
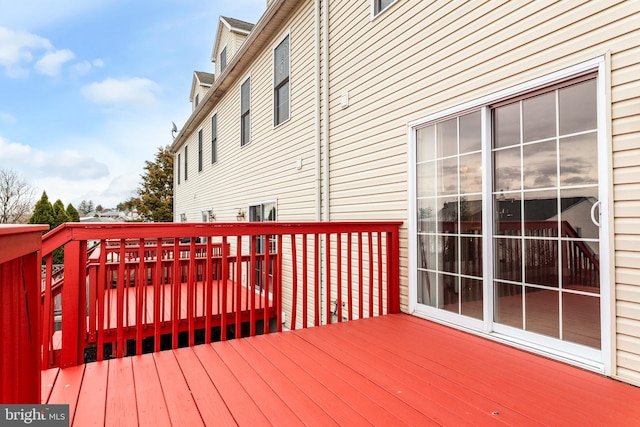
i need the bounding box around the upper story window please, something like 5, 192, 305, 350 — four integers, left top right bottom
177, 153, 181, 185
195, 93, 200, 108
212, 114, 218, 163
198, 130, 203, 172
374, 0, 395, 16
274, 35, 290, 126
184, 145, 188, 181
220, 47, 227, 73
241, 77, 251, 146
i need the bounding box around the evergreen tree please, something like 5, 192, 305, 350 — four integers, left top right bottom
28, 191, 55, 229
66, 203, 80, 222
52, 199, 71, 229
124, 145, 173, 222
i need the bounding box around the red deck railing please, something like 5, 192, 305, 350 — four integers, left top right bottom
0, 224, 48, 403
40, 222, 401, 369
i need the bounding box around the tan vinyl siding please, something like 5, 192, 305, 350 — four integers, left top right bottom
174, 0, 640, 383
324, 0, 640, 380
612, 35, 640, 383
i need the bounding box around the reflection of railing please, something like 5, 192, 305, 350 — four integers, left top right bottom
432, 220, 599, 304
40, 222, 401, 369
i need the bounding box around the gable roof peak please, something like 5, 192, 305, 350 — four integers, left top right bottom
220, 16, 255, 34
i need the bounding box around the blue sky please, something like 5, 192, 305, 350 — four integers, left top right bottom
0, 0, 265, 209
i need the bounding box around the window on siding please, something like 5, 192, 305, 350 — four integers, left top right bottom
198, 130, 203, 172
374, 0, 394, 15
212, 114, 218, 163
241, 77, 251, 146
220, 47, 227, 73
184, 145, 188, 181
195, 93, 199, 108
177, 153, 181, 185
274, 35, 290, 126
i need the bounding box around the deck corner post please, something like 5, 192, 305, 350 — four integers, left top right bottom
61, 240, 82, 367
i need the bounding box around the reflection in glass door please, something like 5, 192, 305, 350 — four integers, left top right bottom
492, 78, 601, 348
416, 111, 484, 320
414, 74, 603, 354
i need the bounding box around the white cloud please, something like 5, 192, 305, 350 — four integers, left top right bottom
82, 77, 160, 107
0, 136, 109, 181
71, 58, 105, 76
0, 26, 52, 77
35, 49, 75, 77
0, 112, 17, 123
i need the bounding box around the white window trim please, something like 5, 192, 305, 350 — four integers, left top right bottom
370, 0, 398, 20
407, 56, 610, 373
272, 30, 291, 129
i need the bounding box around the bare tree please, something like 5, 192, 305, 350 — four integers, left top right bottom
0, 169, 34, 224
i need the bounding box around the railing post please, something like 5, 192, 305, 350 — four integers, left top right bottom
0, 225, 45, 403
61, 240, 82, 367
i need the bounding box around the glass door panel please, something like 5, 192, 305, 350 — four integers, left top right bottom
492, 78, 601, 349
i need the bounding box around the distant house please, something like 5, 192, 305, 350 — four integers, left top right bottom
171, 1, 640, 387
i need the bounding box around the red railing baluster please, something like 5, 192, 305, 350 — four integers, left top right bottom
235, 236, 242, 339
136, 238, 144, 355
205, 238, 213, 344
314, 234, 320, 327
221, 236, 228, 341
368, 232, 374, 318
358, 232, 363, 320
337, 233, 342, 323
325, 233, 331, 324
97, 241, 106, 361
276, 234, 283, 333
116, 239, 125, 358
250, 236, 257, 336
378, 232, 383, 316
347, 233, 353, 321
302, 234, 308, 329
291, 234, 298, 330
172, 238, 180, 348
263, 236, 271, 335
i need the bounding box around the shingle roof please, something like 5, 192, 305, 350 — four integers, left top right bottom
221, 16, 255, 33
194, 71, 215, 86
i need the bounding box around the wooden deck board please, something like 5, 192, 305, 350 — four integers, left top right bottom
47, 365, 84, 424
45, 314, 640, 426
131, 354, 171, 427
72, 361, 107, 427
40, 367, 59, 404
210, 341, 305, 426
226, 338, 339, 426
152, 350, 204, 427
172, 347, 237, 427
105, 358, 137, 427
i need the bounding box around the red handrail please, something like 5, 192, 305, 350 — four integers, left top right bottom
40, 221, 402, 368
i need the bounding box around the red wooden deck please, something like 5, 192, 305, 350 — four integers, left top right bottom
42, 314, 640, 426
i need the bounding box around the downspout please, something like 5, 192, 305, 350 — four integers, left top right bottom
314, 0, 321, 222
322, 0, 329, 222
